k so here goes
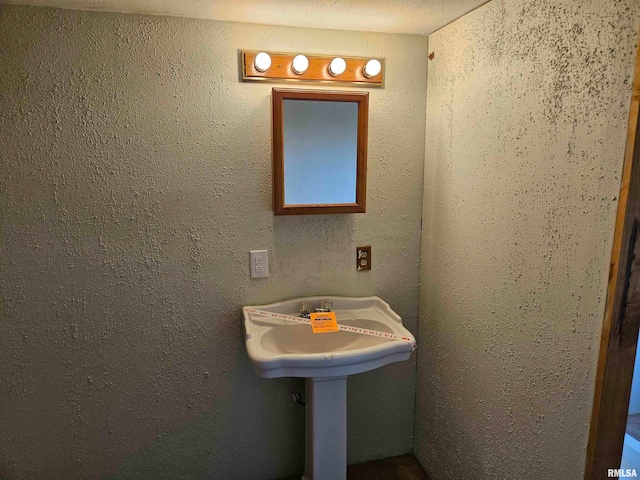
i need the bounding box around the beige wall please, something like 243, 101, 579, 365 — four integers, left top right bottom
415, 0, 639, 478
0, 5, 427, 479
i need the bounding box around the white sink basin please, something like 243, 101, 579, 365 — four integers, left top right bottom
242, 296, 416, 480
242, 296, 415, 378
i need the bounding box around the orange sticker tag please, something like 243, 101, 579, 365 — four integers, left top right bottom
310, 312, 339, 334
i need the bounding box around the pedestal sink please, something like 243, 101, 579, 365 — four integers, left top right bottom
242, 296, 416, 480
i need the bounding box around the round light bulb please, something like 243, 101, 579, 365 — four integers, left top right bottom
292, 55, 309, 75
363, 59, 381, 78
254, 52, 271, 73
328, 57, 346, 76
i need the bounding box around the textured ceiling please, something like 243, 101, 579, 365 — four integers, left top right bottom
0, 0, 489, 35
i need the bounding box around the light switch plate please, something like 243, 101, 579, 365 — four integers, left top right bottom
250, 250, 269, 278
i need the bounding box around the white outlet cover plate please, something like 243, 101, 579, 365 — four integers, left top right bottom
250, 250, 268, 278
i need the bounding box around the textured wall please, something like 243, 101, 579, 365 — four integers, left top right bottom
0, 5, 427, 479
415, 1, 640, 478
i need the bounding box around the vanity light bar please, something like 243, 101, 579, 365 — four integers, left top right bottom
241, 50, 384, 87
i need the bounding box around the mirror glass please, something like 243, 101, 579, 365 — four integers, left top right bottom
272, 89, 369, 215
283, 99, 358, 205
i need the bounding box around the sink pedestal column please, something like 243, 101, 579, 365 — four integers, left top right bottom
303, 376, 347, 480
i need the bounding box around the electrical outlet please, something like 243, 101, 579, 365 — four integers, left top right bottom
357, 246, 371, 271
250, 250, 269, 278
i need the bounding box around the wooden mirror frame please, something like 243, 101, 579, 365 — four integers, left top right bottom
272, 88, 369, 215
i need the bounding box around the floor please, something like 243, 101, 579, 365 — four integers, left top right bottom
279, 454, 431, 480
628, 413, 640, 441
622, 413, 640, 469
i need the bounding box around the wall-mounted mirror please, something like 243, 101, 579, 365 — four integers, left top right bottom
272, 88, 369, 215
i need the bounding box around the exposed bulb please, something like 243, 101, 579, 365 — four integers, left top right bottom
254, 52, 271, 72
328, 57, 346, 76
292, 55, 309, 75
363, 59, 381, 78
